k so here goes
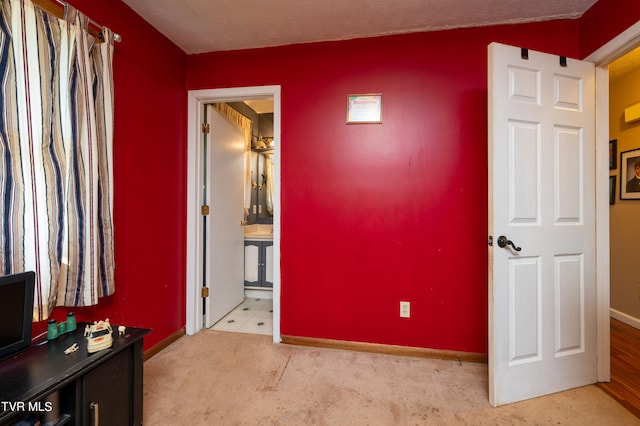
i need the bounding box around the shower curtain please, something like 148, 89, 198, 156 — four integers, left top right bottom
0, 0, 115, 320
264, 154, 274, 215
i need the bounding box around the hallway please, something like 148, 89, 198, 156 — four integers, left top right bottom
599, 318, 640, 418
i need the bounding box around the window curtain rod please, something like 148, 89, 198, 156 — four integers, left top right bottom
31, 0, 122, 42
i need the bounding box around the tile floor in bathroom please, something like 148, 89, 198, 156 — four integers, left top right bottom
210, 297, 273, 335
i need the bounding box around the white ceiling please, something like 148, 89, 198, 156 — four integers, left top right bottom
121, 0, 598, 54
244, 99, 274, 114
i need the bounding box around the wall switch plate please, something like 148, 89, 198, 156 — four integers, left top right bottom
400, 301, 410, 318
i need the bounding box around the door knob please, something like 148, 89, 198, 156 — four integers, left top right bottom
497, 235, 521, 251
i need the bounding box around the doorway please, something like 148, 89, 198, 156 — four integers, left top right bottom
591, 25, 640, 414
185, 86, 282, 343
604, 46, 640, 327
587, 19, 640, 383
208, 100, 275, 335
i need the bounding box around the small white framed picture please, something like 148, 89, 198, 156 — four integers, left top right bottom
346, 94, 382, 124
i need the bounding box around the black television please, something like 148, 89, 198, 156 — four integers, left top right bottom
0, 271, 35, 360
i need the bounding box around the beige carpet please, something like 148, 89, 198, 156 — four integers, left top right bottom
143, 331, 638, 425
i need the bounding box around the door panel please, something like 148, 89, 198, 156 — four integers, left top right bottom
555, 128, 582, 222
509, 257, 541, 365
264, 242, 274, 286
555, 255, 583, 355
488, 42, 596, 406
509, 121, 540, 223
244, 242, 260, 285
205, 105, 245, 328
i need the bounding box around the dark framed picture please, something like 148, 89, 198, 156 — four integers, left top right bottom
610, 176, 616, 205
610, 140, 617, 170
620, 148, 640, 200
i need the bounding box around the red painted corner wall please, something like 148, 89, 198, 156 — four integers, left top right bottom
32, 0, 188, 350
29, 0, 634, 355
188, 21, 578, 354
580, 0, 640, 59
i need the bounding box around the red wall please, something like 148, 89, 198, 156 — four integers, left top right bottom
33, 0, 188, 350
188, 21, 579, 353
30, 0, 639, 355
580, 0, 640, 58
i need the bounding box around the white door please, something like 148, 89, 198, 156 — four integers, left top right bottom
488, 42, 596, 406
205, 104, 245, 328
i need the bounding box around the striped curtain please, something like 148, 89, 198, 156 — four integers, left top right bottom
0, 0, 115, 320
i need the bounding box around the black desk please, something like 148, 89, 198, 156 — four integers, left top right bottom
0, 323, 149, 425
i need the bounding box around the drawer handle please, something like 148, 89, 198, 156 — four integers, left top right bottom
90, 401, 99, 426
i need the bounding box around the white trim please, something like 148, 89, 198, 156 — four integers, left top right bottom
586, 19, 640, 383
593, 66, 611, 382
186, 86, 282, 343
586, 21, 640, 65
610, 308, 640, 330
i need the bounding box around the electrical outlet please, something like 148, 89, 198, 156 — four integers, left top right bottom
400, 301, 410, 318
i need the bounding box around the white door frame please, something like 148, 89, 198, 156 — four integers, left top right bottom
186, 85, 282, 343
588, 20, 640, 382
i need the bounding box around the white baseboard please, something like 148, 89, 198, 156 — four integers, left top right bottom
610, 308, 640, 330
245, 288, 273, 299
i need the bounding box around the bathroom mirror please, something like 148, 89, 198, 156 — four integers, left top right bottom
225, 100, 274, 225
248, 149, 274, 224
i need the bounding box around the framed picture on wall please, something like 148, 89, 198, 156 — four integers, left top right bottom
620, 148, 640, 200
610, 139, 617, 170
610, 176, 616, 205
346, 94, 383, 124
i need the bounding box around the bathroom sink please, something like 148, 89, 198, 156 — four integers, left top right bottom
244, 224, 273, 239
